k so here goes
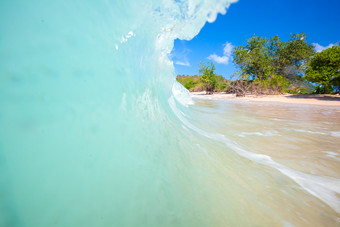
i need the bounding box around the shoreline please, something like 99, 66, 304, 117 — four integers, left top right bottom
191, 92, 340, 107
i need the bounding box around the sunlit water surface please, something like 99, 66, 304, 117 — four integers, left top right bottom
185, 96, 340, 226
1, 0, 340, 226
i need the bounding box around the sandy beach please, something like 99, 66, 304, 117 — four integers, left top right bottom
191, 92, 340, 107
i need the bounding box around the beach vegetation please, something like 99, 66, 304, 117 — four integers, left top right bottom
199, 62, 218, 94
232, 33, 315, 94
176, 34, 339, 96
176, 74, 229, 93
304, 46, 340, 94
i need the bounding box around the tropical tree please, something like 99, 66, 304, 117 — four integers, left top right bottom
232, 33, 315, 93
199, 62, 217, 94
233, 35, 274, 81
304, 46, 340, 93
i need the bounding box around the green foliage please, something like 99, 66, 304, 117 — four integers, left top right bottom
314, 85, 328, 94
199, 62, 217, 93
176, 75, 203, 91
184, 81, 194, 90
233, 36, 274, 80
263, 75, 290, 91
177, 76, 198, 90
275, 34, 315, 79
215, 75, 229, 91
304, 46, 340, 93
232, 33, 315, 93
176, 74, 229, 93
284, 80, 315, 94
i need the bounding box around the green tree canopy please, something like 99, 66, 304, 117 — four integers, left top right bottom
233, 33, 315, 82
199, 62, 217, 94
304, 46, 340, 93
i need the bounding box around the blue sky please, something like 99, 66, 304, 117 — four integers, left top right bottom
172, 0, 340, 79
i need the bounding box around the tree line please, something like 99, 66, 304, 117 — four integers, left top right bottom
177, 33, 340, 95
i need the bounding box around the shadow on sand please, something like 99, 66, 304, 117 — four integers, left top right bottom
286, 94, 340, 102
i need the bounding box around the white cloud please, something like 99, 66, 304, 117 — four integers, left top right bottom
313, 43, 334, 53
172, 45, 191, 67
207, 41, 234, 65
175, 61, 190, 66
207, 54, 230, 65
223, 42, 234, 56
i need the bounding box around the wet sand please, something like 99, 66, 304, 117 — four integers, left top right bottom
188, 96, 340, 223
191, 92, 340, 107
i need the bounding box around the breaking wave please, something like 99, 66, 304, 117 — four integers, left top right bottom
1, 0, 339, 226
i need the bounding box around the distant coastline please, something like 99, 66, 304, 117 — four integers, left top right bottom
191, 92, 340, 107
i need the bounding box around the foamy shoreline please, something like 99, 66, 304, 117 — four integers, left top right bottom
191, 92, 340, 107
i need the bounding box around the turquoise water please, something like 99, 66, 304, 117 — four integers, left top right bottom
1, 0, 340, 226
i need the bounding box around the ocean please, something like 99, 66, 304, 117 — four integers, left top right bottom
0, 0, 339, 226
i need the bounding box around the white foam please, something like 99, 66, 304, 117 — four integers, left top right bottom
322, 151, 340, 161
120, 31, 135, 43
239, 130, 278, 137
331, 131, 340, 137
169, 96, 340, 213
292, 129, 326, 135
172, 82, 194, 106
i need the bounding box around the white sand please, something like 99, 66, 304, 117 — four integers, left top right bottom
191, 92, 340, 107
